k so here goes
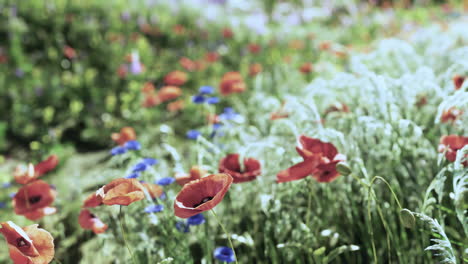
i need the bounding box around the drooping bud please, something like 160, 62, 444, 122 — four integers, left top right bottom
336, 162, 352, 176
400, 208, 415, 229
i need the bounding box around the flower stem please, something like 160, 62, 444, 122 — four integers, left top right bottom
305, 178, 314, 227
211, 209, 238, 264
119, 206, 138, 264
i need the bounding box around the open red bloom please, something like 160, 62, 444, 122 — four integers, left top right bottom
248, 43, 261, 54
142, 82, 155, 94
175, 166, 206, 186
174, 174, 233, 218
180, 57, 197, 71
78, 209, 108, 234
222, 28, 233, 39
14, 155, 59, 185
83, 178, 145, 207
453, 75, 465, 90
164, 71, 188, 86
249, 63, 262, 77
438, 135, 468, 165
13, 180, 57, 218
441, 107, 463, 123
219, 72, 246, 96
34, 155, 59, 178
277, 135, 346, 183
219, 154, 261, 183
0, 221, 55, 264
158, 86, 183, 102
111, 127, 136, 146
205, 52, 219, 63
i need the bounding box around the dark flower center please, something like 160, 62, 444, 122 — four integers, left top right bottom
28, 195, 42, 204
16, 238, 29, 248
89, 213, 96, 218
193, 196, 213, 207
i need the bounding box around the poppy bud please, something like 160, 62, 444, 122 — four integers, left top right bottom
400, 209, 415, 229
336, 162, 352, 176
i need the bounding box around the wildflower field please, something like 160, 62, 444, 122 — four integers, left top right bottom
0, 0, 467, 263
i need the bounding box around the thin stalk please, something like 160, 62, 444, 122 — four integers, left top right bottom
211, 209, 238, 264
119, 206, 138, 264
305, 178, 314, 227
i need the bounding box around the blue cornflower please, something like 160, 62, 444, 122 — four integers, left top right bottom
132, 162, 148, 172
144, 204, 164, 213
110, 146, 127, 155
192, 95, 206, 104
125, 172, 140, 179
160, 192, 167, 200
199, 86, 214, 94
2, 182, 11, 188
125, 140, 141, 150
176, 221, 190, 233
187, 214, 205, 226
206, 97, 220, 104
213, 123, 223, 130
219, 107, 239, 121
186, 130, 201, 140
9, 192, 16, 198
156, 177, 175, 186
214, 247, 235, 263
0, 202, 6, 209
143, 158, 158, 166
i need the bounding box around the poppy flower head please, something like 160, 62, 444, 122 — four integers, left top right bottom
277, 155, 322, 183
63, 45, 76, 59
296, 135, 338, 161
78, 209, 108, 234
142, 82, 155, 94
205, 52, 219, 63
299, 62, 313, 74
453, 75, 465, 90
167, 100, 185, 112
13, 180, 56, 216
248, 43, 261, 54
13, 163, 35, 185
249, 63, 262, 77
102, 178, 145, 206
158, 86, 183, 103
0, 221, 54, 264
438, 135, 468, 164
141, 182, 164, 199
164, 71, 188, 86
111, 127, 136, 146
142, 93, 159, 108
219, 72, 246, 96
174, 173, 233, 218
175, 166, 206, 186
219, 154, 261, 183
34, 155, 59, 178
180, 57, 197, 71
222, 28, 233, 39
441, 107, 463, 123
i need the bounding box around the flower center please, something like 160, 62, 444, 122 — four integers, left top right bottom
193, 196, 213, 207
16, 238, 29, 248
28, 195, 42, 204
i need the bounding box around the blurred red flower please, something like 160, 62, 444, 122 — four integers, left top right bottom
164, 71, 188, 86
111, 127, 136, 146
277, 135, 346, 183
0, 221, 55, 264
205, 52, 219, 63
13, 180, 57, 219
453, 75, 465, 90
63, 45, 76, 59
78, 209, 108, 234
174, 173, 233, 218
220, 72, 246, 96
441, 107, 463, 123
83, 178, 145, 207
248, 43, 261, 54
175, 166, 206, 186
249, 63, 262, 77
219, 154, 261, 183
142, 82, 156, 94
167, 100, 185, 112
299, 63, 313, 74
180, 57, 197, 71
141, 182, 164, 199
438, 135, 468, 166
222, 28, 233, 39
14, 155, 59, 185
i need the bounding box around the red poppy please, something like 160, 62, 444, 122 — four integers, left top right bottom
157, 86, 183, 102
180, 57, 197, 71
167, 100, 185, 112
249, 63, 262, 77
142, 93, 159, 108
142, 82, 155, 94
174, 174, 233, 218
13, 180, 57, 217
111, 127, 136, 146
34, 155, 59, 178
0, 221, 55, 264
117, 64, 128, 78
63, 45, 76, 59
438, 135, 468, 165
222, 28, 233, 39
441, 107, 463, 123
319, 41, 331, 51
173, 24, 186, 35
248, 43, 261, 54
453, 75, 465, 90
219, 72, 246, 96
277, 135, 346, 183
14, 163, 35, 185
83, 178, 145, 207
175, 166, 206, 186
219, 154, 261, 183
205, 52, 219, 63
164, 71, 188, 86
78, 209, 108, 234
299, 63, 313, 74
416, 95, 428, 108
23, 207, 57, 221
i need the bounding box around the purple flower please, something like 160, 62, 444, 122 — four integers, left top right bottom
125, 172, 141, 179
186, 130, 201, 140
187, 214, 205, 225
199, 86, 214, 94
9, 192, 16, 198
143, 158, 158, 166
110, 146, 127, 155
214, 247, 235, 263
219, 107, 239, 121
121, 12, 131, 22
124, 140, 141, 151
176, 221, 190, 233
192, 95, 206, 104
206, 97, 220, 104
132, 162, 148, 172
144, 204, 164, 213
156, 177, 175, 186
15, 68, 24, 78
2, 182, 11, 188
130, 52, 142, 75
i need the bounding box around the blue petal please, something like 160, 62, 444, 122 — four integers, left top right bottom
156, 177, 175, 186
206, 97, 220, 104
124, 140, 141, 151
110, 146, 127, 155
143, 158, 158, 166
187, 214, 206, 226
144, 204, 164, 213
214, 247, 235, 263
192, 95, 206, 104
125, 172, 141, 179
132, 162, 148, 172
199, 86, 214, 94
176, 221, 190, 233
186, 130, 201, 140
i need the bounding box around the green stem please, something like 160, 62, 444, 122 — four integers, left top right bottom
305, 178, 314, 227
53, 257, 63, 264
211, 209, 239, 264
119, 206, 138, 264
